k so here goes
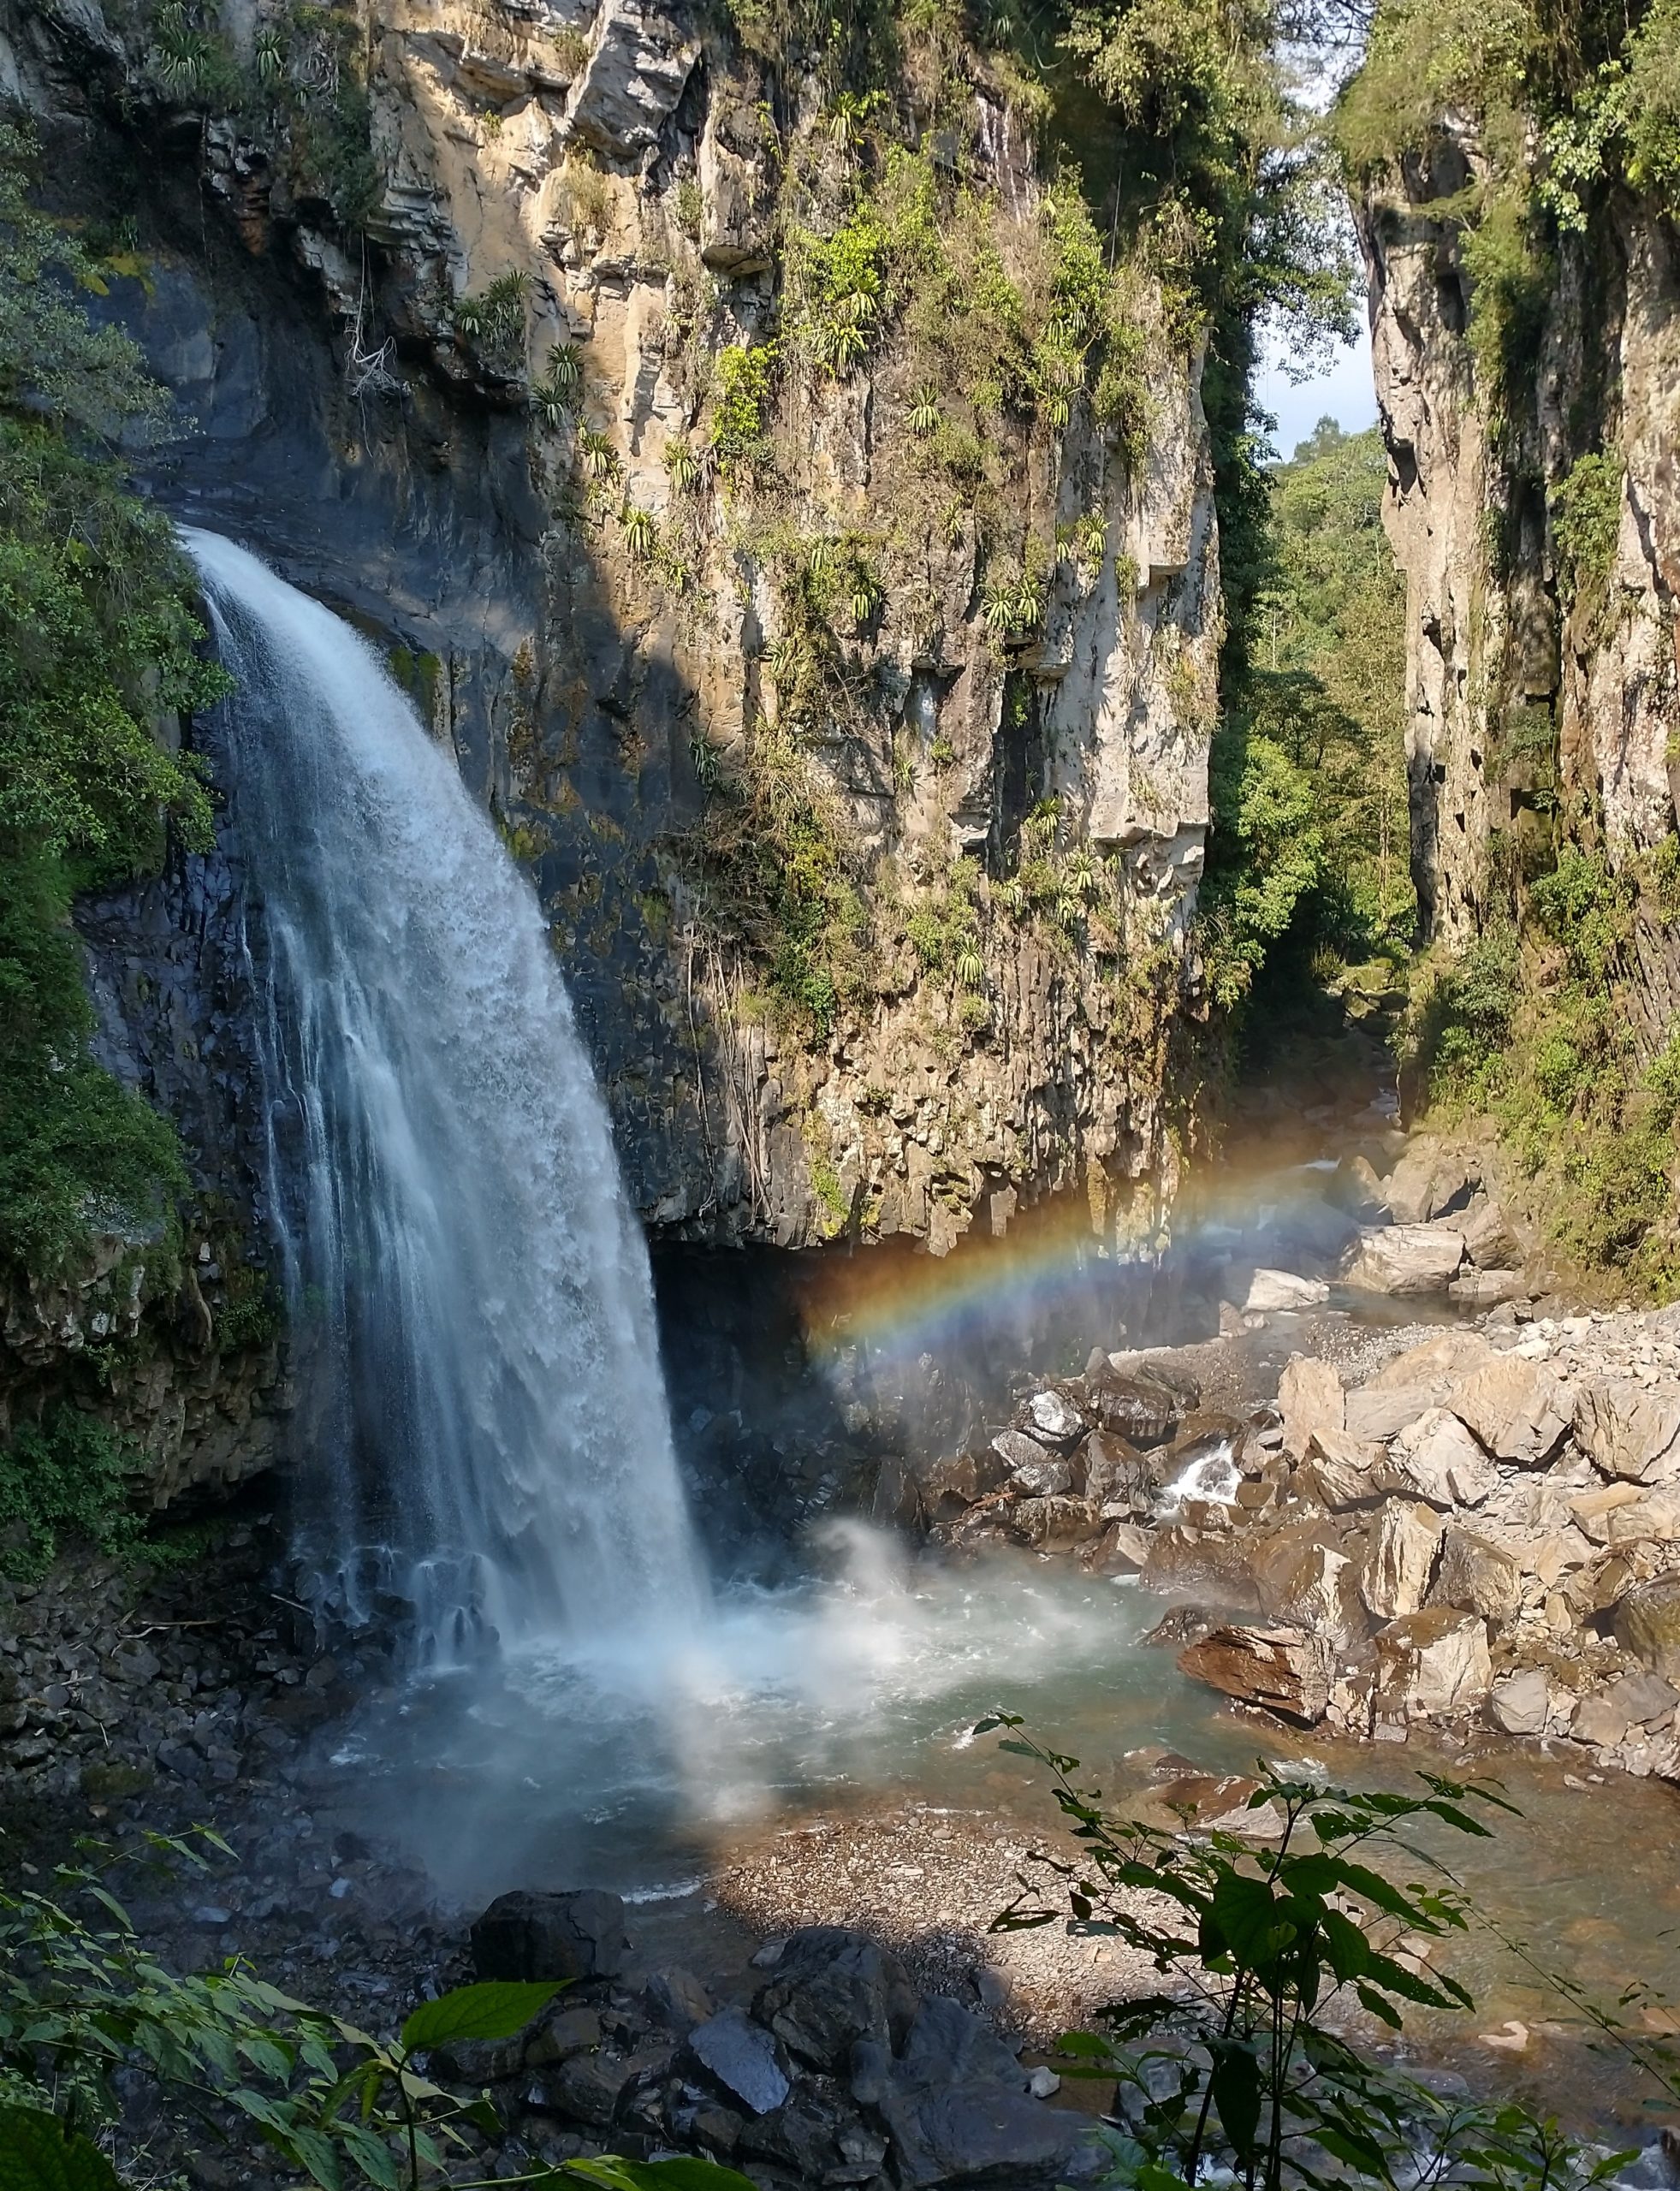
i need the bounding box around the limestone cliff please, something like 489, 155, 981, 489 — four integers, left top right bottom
1358, 154, 1680, 1025
5, 0, 1220, 1286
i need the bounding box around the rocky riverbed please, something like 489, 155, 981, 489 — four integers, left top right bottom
9, 1116, 1680, 2184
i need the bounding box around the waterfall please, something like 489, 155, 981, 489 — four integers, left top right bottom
184, 529, 709, 1666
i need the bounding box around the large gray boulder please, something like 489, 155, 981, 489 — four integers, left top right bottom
1279, 1355, 1344, 1460
686, 2008, 791, 2116
1360, 1499, 1442, 1618
1374, 1607, 1493, 1722
470, 1887, 630, 1983
1431, 1526, 1524, 1624
753, 1927, 918, 2072
1573, 1381, 1680, 1482
1374, 1408, 1498, 1508
1450, 1356, 1571, 1466
1460, 1196, 1524, 1269
1298, 1428, 1386, 1508
1612, 1576, 1680, 1679
1249, 1520, 1365, 1643
1382, 1138, 1481, 1225
1244, 1268, 1331, 1312
871, 1997, 1105, 2188
1344, 1223, 1466, 1296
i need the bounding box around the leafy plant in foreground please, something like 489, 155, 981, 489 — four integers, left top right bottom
0, 1833, 753, 2191
981, 1718, 1631, 2191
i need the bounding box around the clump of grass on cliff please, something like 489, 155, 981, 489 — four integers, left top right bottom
0, 119, 222, 1286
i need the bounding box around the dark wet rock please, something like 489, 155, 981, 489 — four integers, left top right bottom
1086, 1370, 1180, 1446
470, 1888, 631, 1984
525, 2004, 605, 2067
738, 2087, 886, 2182
644, 1967, 714, 2033
879, 2080, 1101, 2188
754, 1926, 919, 2072
686, 2007, 792, 2116
537, 2047, 643, 2126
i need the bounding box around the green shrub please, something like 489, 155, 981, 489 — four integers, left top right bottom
0, 123, 223, 1286
1551, 449, 1624, 618
0, 1405, 144, 1580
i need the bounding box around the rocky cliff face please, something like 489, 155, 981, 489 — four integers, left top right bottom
5, 0, 1220, 1292
1358, 154, 1680, 1013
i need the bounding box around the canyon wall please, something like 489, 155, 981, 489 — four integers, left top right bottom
5, 0, 1221, 1291
1358, 156, 1680, 1029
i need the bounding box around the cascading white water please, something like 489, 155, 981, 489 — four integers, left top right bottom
183, 529, 709, 1666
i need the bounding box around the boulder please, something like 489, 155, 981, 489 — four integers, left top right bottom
1570, 1481, 1647, 1540
1088, 1520, 1153, 1572
1375, 1409, 1498, 1509
1368, 1330, 1494, 1392
1089, 1365, 1184, 1445
1450, 1357, 1571, 1467
1431, 1527, 1524, 1624
1345, 1386, 1438, 1442
919, 1448, 1008, 1516
471, 1888, 630, 1984
1374, 1608, 1493, 1722
1249, 1520, 1365, 1642
1278, 1356, 1345, 1461
1571, 1691, 1631, 1747
1083, 1431, 1155, 1517
1177, 1624, 1336, 1725
644, 1968, 713, 2033
1448, 1270, 1528, 1309
1572, 1381, 1680, 1483
686, 2009, 791, 2117
1360, 1500, 1443, 1618
990, 1429, 1055, 1476
1460, 1196, 1523, 1269
1244, 1269, 1331, 1313
1382, 1138, 1480, 1225
1024, 1388, 1085, 1444
1612, 1577, 1680, 1679
1605, 1487, 1680, 1545
877, 2075, 1101, 2189
1298, 1428, 1385, 1508
1329, 1152, 1391, 1222
1012, 1494, 1096, 1551
1610, 1670, 1680, 1726
1007, 1456, 1074, 1498
1487, 1669, 1552, 1737
1345, 1224, 1466, 1296
753, 1927, 918, 2072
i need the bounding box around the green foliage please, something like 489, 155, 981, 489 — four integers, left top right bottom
982, 1718, 1635, 2191
1527, 845, 1631, 981
0, 1837, 754, 2190
1202, 423, 1410, 1012
1201, 729, 1323, 1006
0, 1407, 144, 1582
0, 124, 223, 1287
0, 2107, 120, 2191
709, 341, 776, 481
688, 728, 868, 1039
1551, 450, 1624, 618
